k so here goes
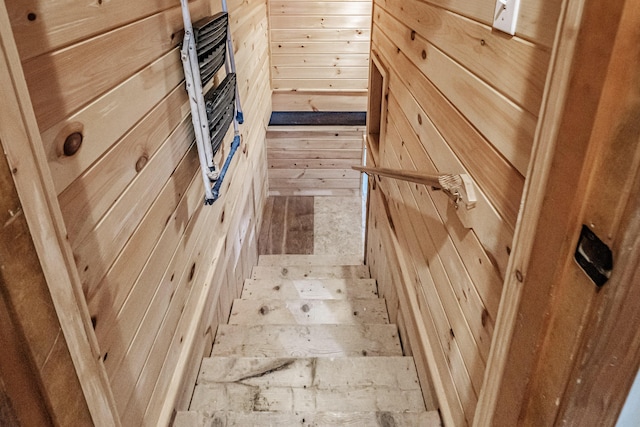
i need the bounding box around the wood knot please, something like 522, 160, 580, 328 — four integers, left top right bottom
63, 132, 83, 156
281, 267, 288, 276
421, 49, 427, 60
27, 12, 37, 21
301, 304, 310, 313
135, 155, 148, 172
410, 30, 416, 40
188, 263, 196, 282
481, 309, 489, 327
259, 306, 269, 315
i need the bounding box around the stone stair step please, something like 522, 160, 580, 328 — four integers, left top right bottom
241, 278, 378, 300
251, 265, 370, 280
211, 324, 402, 358
196, 357, 420, 389
174, 410, 442, 426
228, 299, 389, 325
257, 254, 363, 266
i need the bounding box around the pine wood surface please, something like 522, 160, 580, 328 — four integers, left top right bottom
258, 196, 315, 255
229, 298, 390, 324
186, 254, 441, 425
174, 410, 441, 426
366, 188, 465, 426
268, 0, 372, 111
251, 265, 370, 280
266, 126, 364, 196
373, 9, 537, 174
242, 278, 378, 300
22, 1, 209, 133
1, 2, 121, 423
374, 1, 552, 115
365, 0, 561, 421
212, 324, 402, 358
5, 0, 273, 424
479, 1, 640, 425
258, 254, 363, 266
271, 91, 368, 112
42, 49, 187, 195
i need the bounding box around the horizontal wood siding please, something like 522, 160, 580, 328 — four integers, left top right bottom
269, 0, 372, 111
366, 0, 562, 425
6, 0, 272, 424
267, 126, 363, 196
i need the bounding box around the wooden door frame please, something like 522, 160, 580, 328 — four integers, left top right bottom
0, 2, 119, 425
475, 0, 640, 425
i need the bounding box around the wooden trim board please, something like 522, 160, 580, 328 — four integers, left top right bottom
475, 0, 640, 424
0, 2, 119, 424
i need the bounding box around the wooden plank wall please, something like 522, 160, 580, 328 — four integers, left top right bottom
365, 0, 562, 425
6, 0, 272, 424
266, 125, 363, 196
0, 152, 86, 426
269, 0, 372, 111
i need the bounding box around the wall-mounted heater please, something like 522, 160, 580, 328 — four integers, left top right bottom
180, 2, 244, 204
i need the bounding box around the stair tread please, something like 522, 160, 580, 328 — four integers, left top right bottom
257, 254, 363, 266
212, 324, 402, 357
174, 410, 442, 427
197, 357, 420, 388
191, 382, 426, 413
251, 265, 370, 280
241, 278, 378, 300
229, 299, 389, 325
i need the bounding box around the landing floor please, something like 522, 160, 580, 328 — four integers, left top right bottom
258, 196, 365, 257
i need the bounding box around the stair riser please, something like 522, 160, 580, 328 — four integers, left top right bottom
257, 254, 364, 266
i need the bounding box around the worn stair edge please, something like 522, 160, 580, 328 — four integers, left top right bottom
257, 254, 364, 267
251, 265, 370, 280
191, 383, 426, 414
174, 410, 442, 427
228, 299, 389, 325
211, 324, 402, 358
241, 278, 378, 300
196, 357, 420, 389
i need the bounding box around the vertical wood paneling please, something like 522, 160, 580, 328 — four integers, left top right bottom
366, 0, 561, 424
268, 0, 372, 111
6, 0, 272, 424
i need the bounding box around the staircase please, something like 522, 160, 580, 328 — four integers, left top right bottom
174, 255, 441, 426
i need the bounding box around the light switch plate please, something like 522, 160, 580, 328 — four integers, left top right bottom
493, 0, 520, 35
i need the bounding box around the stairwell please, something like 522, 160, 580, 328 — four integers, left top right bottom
174, 254, 441, 426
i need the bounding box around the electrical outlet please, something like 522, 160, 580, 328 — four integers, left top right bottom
493, 0, 520, 35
